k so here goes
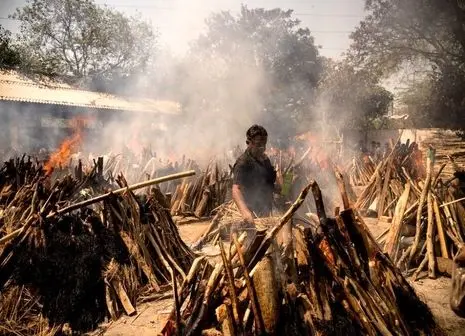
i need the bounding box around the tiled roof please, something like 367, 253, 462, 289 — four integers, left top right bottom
0, 70, 181, 115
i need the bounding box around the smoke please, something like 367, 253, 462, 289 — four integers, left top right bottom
1, 1, 325, 172
76, 2, 287, 166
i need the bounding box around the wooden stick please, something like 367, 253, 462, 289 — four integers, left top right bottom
0, 230, 21, 246
440, 196, 465, 208
409, 148, 433, 263
46, 170, 195, 218
112, 279, 136, 316
433, 196, 449, 259
333, 167, 350, 210
0, 214, 37, 247
384, 183, 411, 257
426, 191, 436, 279
412, 254, 429, 281
185, 263, 223, 336
171, 269, 182, 336
377, 153, 394, 219
232, 234, 265, 335
219, 238, 241, 328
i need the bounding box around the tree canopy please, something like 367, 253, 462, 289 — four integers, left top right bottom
173, 6, 324, 142
318, 60, 393, 130
0, 25, 21, 68
12, 0, 157, 89
350, 0, 465, 128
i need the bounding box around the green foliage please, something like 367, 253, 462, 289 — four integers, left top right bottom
0, 25, 21, 68
318, 60, 393, 130
350, 0, 465, 129
12, 0, 157, 88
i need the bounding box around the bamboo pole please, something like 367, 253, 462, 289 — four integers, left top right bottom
46, 170, 195, 218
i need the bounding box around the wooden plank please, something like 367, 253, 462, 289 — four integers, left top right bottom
112, 280, 136, 316
384, 183, 411, 257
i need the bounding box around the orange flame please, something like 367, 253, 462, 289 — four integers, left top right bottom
44, 117, 85, 175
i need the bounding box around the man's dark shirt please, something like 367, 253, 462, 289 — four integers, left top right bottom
232, 149, 276, 217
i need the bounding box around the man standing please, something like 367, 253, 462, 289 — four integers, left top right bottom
232, 125, 278, 230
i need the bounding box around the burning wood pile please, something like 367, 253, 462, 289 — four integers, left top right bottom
162, 181, 443, 336
0, 156, 195, 335
355, 141, 426, 218
48, 151, 232, 219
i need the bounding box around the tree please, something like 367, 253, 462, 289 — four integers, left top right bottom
349, 0, 465, 128
318, 60, 393, 131
0, 25, 21, 68
12, 0, 157, 88
174, 6, 323, 143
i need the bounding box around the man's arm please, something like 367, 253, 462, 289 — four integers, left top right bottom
232, 184, 255, 224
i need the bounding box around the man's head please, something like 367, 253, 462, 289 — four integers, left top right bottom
246, 124, 268, 158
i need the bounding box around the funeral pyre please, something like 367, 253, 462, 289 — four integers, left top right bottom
0, 156, 195, 335
350, 139, 464, 274
347, 138, 465, 317
161, 180, 444, 336
0, 151, 446, 335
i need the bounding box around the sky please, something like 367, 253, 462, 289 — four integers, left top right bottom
0, 0, 367, 59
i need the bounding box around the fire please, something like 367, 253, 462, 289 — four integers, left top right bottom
44, 117, 85, 175
299, 132, 331, 170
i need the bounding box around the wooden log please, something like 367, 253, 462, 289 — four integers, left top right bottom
412, 254, 429, 281
185, 263, 223, 336
105, 283, 118, 320
426, 191, 437, 279
112, 279, 136, 316
119, 231, 160, 291
171, 269, 182, 336
433, 197, 449, 259
252, 254, 280, 334
162, 256, 206, 333
232, 234, 266, 334
216, 304, 235, 336
191, 205, 227, 250
377, 153, 394, 219
194, 188, 211, 218
179, 183, 193, 214
437, 257, 453, 276
355, 161, 383, 209
384, 183, 411, 257
334, 167, 350, 210
219, 239, 241, 328
246, 182, 312, 272
440, 196, 465, 208
409, 148, 433, 263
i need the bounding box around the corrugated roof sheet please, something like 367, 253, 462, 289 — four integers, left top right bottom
0, 70, 181, 115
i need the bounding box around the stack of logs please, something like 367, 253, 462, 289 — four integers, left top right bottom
355, 140, 426, 219
161, 180, 444, 336
170, 161, 232, 218
347, 154, 376, 186
0, 157, 194, 335
55, 152, 231, 218
378, 147, 465, 281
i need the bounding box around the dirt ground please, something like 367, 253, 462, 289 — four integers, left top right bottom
90, 219, 465, 336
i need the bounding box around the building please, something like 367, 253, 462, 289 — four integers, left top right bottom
0, 70, 181, 153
